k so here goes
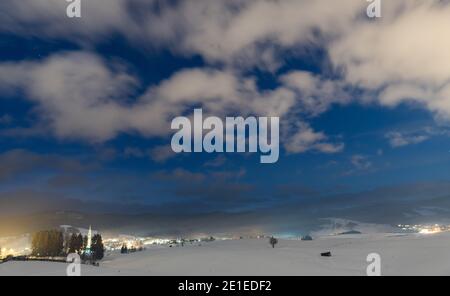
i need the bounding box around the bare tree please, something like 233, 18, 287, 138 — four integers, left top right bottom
269, 237, 278, 248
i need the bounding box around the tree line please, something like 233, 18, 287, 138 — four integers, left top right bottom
31, 229, 104, 260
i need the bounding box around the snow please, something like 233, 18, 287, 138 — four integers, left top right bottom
2, 232, 450, 276
60, 225, 97, 237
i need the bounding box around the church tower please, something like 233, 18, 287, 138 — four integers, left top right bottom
85, 226, 92, 255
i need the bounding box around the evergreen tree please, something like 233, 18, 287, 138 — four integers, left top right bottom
31, 231, 42, 256
31, 230, 64, 257
54, 230, 64, 256
69, 233, 84, 254
48, 230, 64, 256
91, 234, 105, 260
32, 230, 49, 256
76, 234, 83, 253
68, 233, 78, 253
63, 232, 72, 254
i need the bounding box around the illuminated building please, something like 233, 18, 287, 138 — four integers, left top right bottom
84, 226, 93, 256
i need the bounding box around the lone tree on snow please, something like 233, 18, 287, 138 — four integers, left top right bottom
269, 237, 278, 248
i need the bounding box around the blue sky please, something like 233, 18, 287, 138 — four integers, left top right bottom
1, 0, 450, 235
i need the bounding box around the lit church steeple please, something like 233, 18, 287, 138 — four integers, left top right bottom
84, 226, 92, 256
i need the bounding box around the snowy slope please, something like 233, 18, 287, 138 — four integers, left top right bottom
1, 232, 450, 276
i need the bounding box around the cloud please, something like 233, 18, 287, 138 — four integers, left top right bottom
142, 0, 365, 68
0, 51, 345, 156
210, 168, 247, 181
0, 52, 138, 142
3, 0, 450, 157
280, 71, 352, 116
47, 174, 89, 189
0, 52, 297, 141
149, 145, 177, 163
284, 122, 344, 154
350, 155, 372, 171
0, 149, 94, 182
121, 145, 176, 163
0, 0, 365, 69
0, 114, 12, 125
130, 0, 450, 122
173, 182, 255, 205
386, 131, 430, 148
330, 0, 450, 120
123, 147, 148, 158
0, 0, 134, 41
4, 180, 450, 237
151, 167, 255, 207
384, 126, 450, 148
275, 184, 321, 199
153, 168, 206, 184
2, 0, 449, 94
343, 154, 373, 175
153, 167, 247, 185
204, 155, 227, 168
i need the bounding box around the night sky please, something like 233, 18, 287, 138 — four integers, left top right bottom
1, 0, 450, 236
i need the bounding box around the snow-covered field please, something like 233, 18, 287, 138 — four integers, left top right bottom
1, 232, 450, 276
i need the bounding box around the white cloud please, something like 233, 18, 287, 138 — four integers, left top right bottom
351, 155, 372, 171
3, 0, 449, 89
284, 122, 344, 154
3, 0, 450, 155
0, 0, 364, 69
386, 130, 432, 148
204, 155, 227, 168
150, 145, 177, 163
0, 52, 138, 141
0, 50, 347, 156
123, 147, 148, 158
330, 0, 450, 120
0, 0, 134, 40
142, 0, 364, 67
0, 52, 298, 142
281, 71, 352, 116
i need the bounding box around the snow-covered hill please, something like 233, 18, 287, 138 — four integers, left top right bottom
2, 232, 450, 276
